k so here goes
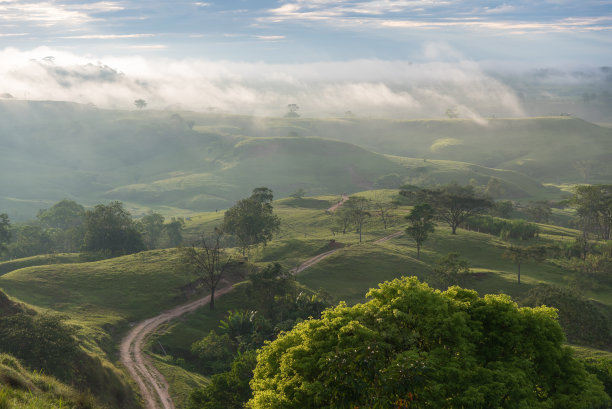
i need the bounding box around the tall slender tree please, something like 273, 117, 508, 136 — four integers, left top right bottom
405, 203, 435, 259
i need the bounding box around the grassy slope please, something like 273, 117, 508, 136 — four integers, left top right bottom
3, 101, 606, 220
157, 192, 612, 365
0, 353, 102, 409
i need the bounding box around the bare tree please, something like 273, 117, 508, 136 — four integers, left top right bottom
181, 228, 232, 310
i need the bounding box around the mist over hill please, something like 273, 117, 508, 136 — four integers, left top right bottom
1, 99, 610, 220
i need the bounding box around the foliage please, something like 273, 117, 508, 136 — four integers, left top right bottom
249, 277, 610, 409
0, 353, 102, 409
462, 215, 539, 241
222, 188, 281, 255
571, 184, 612, 240
36, 199, 85, 230
190, 331, 235, 375
290, 189, 306, 199
180, 229, 232, 310
82, 201, 144, 256
344, 196, 371, 243
246, 263, 296, 320
430, 252, 470, 289
405, 203, 435, 259
134, 99, 147, 109
582, 358, 612, 402
138, 211, 165, 250
164, 217, 185, 247
489, 200, 514, 218
0, 313, 78, 380
372, 200, 397, 230
503, 245, 547, 284
0, 214, 9, 255
188, 350, 257, 409
525, 200, 552, 223
523, 285, 611, 348
403, 182, 493, 234
5, 224, 52, 259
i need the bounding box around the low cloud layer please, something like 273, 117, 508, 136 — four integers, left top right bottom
0, 46, 535, 119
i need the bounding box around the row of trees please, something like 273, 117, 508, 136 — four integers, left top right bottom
0, 200, 184, 260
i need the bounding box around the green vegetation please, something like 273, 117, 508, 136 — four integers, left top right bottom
249, 277, 609, 409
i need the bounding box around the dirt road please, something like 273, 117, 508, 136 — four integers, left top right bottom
327, 194, 349, 213
120, 229, 404, 408
120, 285, 234, 409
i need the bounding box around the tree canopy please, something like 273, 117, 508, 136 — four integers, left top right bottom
405, 203, 435, 259
82, 201, 144, 256
249, 277, 609, 409
403, 182, 492, 234
223, 188, 280, 255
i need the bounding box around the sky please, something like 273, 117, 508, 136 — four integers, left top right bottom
0, 0, 611, 116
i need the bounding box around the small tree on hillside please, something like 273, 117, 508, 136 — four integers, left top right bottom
134, 99, 147, 109
345, 196, 371, 243
503, 245, 547, 284
82, 201, 144, 256
138, 211, 165, 250
403, 182, 493, 234
223, 188, 281, 256
373, 200, 397, 230
181, 228, 232, 310
405, 203, 435, 259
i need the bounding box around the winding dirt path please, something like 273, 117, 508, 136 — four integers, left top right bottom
327, 194, 349, 213
373, 230, 404, 243
120, 285, 234, 409
120, 228, 405, 409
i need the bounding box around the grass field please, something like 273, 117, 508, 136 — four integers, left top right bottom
1, 189, 610, 408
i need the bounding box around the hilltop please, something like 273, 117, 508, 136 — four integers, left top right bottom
3, 100, 610, 219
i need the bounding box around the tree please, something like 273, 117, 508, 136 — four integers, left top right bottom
503, 245, 546, 284
164, 217, 185, 247
331, 206, 353, 235
405, 203, 435, 259
571, 185, 612, 240
181, 228, 232, 310
285, 103, 299, 118
138, 211, 165, 249
0, 213, 10, 255
345, 196, 371, 243
431, 252, 470, 288
82, 201, 144, 256
246, 263, 296, 320
403, 182, 493, 234
484, 177, 505, 199
134, 99, 147, 109
373, 200, 397, 230
189, 350, 257, 409
223, 188, 281, 255
490, 200, 513, 218
525, 200, 552, 223
290, 188, 306, 199
249, 277, 609, 409
37, 199, 85, 230
445, 107, 459, 118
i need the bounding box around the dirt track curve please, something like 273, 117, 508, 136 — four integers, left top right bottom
120, 285, 234, 409
119, 228, 404, 408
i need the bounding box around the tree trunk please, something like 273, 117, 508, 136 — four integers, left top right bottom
517, 263, 521, 284
209, 287, 215, 310
359, 220, 362, 243
417, 245, 420, 260
451, 224, 457, 234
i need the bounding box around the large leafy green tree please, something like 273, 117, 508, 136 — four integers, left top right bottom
405, 203, 435, 259
82, 201, 144, 256
36, 199, 85, 230
249, 277, 609, 409
571, 184, 612, 240
223, 188, 280, 255
403, 182, 492, 234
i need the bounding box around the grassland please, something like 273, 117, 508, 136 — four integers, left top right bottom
1, 188, 611, 408
4, 100, 610, 221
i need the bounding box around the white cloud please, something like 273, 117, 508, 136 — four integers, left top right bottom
61, 34, 155, 39
0, 46, 526, 119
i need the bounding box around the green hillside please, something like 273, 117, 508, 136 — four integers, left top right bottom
3, 100, 607, 220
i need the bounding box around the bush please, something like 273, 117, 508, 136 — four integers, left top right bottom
462, 215, 539, 240
523, 285, 611, 348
